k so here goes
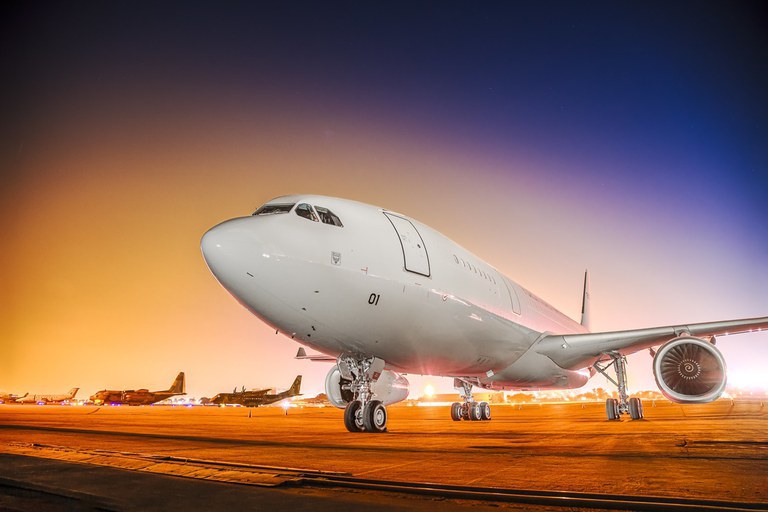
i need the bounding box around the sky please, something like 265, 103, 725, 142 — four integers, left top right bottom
2, 1, 767, 400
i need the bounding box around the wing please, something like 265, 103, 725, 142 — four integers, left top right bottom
536, 316, 768, 370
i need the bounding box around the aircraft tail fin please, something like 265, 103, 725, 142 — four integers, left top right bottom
580, 270, 591, 331
169, 372, 186, 394
287, 375, 302, 396
67, 388, 79, 398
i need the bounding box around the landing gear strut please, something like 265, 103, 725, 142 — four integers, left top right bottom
338, 354, 388, 433
593, 352, 644, 421
451, 379, 491, 422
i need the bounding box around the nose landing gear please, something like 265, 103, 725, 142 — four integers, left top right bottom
339, 354, 389, 433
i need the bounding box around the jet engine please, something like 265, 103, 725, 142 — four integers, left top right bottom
652, 336, 727, 403
324, 365, 410, 409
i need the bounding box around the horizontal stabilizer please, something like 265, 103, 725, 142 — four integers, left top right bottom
295, 347, 336, 362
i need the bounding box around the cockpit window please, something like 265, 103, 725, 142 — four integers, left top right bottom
295, 203, 319, 222
315, 206, 343, 227
253, 203, 295, 216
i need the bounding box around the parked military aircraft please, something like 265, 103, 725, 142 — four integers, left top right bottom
0, 391, 27, 403
90, 372, 185, 405
211, 375, 301, 407
201, 195, 767, 432
16, 388, 78, 404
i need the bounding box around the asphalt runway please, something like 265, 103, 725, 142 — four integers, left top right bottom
1, 400, 766, 511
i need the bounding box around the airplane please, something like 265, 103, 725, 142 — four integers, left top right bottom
210, 375, 302, 407
90, 372, 185, 406
0, 392, 27, 404
16, 388, 78, 404
201, 194, 768, 433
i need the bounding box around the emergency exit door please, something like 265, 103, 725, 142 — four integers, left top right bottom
383, 212, 431, 277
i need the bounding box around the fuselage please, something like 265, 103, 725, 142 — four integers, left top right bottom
90, 389, 179, 405
16, 388, 78, 404
202, 195, 590, 390
210, 390, 282, 407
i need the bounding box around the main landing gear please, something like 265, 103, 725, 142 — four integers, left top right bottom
339, 354, 389, 433
593, 351, 644, 421
450, 379, 491, 421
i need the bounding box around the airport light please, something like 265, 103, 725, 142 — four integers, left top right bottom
728, 370, 768, 392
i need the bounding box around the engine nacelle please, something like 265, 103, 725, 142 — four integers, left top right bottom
652, 336, 727, 403
324, 365, 410, 409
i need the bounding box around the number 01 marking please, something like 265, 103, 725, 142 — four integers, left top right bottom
368, 293, 381, 306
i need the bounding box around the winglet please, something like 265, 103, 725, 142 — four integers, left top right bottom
580, 270, 591, 331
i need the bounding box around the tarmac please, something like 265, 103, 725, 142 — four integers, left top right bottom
0, 399, 766, 511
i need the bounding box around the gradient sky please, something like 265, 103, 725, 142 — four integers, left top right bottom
2, 2, 767, 399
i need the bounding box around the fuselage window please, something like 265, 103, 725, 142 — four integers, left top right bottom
295, 203, 319, 222
315, 206, 344, 227
253, 203, 295, 216
453, 254, 459, 264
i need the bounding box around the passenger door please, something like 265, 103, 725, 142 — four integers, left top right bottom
383, 212, 430, 277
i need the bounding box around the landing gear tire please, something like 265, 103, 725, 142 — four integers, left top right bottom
344, 401, 364, 432
595, 352, 647, 422
606, 398, 620, 421
468, 402, 482, 421
450, 402, 462, 421
479, 401, 491, 421
363, 400, 388, 433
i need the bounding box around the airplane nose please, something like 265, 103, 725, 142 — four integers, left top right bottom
200, 222, 229, 275
201, 217, 260, 287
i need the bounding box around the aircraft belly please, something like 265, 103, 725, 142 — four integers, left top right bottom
485, 349, 590, 390
234, 253, 531, 375
281, 266, 533, 374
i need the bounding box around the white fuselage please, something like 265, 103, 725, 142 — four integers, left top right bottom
202, 195, 590, 390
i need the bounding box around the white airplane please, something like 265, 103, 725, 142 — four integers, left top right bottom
16, 387, 79, 404
201, 195, 768, 433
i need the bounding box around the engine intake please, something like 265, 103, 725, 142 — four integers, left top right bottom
324, 365, 409, 409
652, 336, 727, 403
